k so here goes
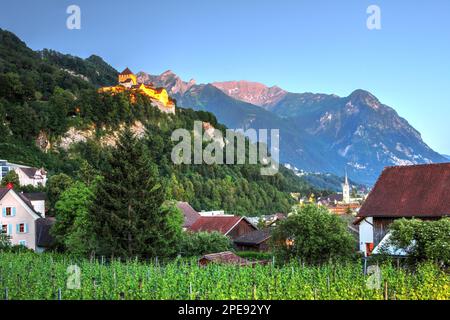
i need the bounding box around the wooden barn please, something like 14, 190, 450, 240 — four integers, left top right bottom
233, 229, 271, 252
188, 216, 257, 240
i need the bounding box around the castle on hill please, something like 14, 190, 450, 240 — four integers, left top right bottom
99, 68, 175, 114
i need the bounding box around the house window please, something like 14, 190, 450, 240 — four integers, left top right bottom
19, 223, 25, 233
5, 207, 12, 216
1, 224, 7, 234
18, 240, 26, 246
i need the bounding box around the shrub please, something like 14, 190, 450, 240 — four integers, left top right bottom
271, 204, 356, 265
179, 231, 232, 257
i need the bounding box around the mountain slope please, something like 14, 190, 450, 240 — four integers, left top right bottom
141, 72, 447, 184
0, 28, 325, 215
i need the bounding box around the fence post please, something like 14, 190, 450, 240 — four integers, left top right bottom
58, 288, 62, 301
384, 281, 388, 300
4, 287, 8, 300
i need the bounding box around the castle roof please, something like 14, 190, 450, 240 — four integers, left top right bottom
120, 67, 134, 75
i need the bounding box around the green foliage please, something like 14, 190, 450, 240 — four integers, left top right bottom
0, 170, 19, 187
179, 232, 233, 257
387, 218, 450, 266
51, 181, 97, 255
0, 231, 11, 251
235, 251, 273, 261
46, 173, 73, 215
271, 204, 356, 265
0, 27, 321, 218
90, 129, 181, 258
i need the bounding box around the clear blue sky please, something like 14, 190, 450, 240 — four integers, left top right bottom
1, 0, 450, 154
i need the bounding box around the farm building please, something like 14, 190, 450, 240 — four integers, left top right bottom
188, 215, 257, 240
233, 229, 271, 252
354, 163, 450, 256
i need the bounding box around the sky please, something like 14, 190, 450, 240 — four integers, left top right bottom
1, 0, 450, 154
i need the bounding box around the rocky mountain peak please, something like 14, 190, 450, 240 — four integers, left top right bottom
347, 89, 381, 109
212, 80, 287, 108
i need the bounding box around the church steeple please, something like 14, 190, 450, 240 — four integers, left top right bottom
343, 169, 350, 204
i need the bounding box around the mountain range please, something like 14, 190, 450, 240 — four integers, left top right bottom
136, 71, 447, 185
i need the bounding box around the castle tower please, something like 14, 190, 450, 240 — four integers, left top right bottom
342, 170, 350, 204
118, 67, 137, 86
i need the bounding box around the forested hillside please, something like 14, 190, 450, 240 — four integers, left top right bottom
0, 28, 323, 215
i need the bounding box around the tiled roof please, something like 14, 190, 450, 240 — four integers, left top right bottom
177, 202, 201, 228
234, 229, 271, 245
358, 163, 450, 218
188, 216, 244, 235
23, 192, 47, 201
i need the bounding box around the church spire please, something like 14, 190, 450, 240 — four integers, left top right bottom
343, 168, 350, 204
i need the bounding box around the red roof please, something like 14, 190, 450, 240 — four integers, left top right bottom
358, 163, 450, 218
188, 216, 244, 235
177, 202, 201, 228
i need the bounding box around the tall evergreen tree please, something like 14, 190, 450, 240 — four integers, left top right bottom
90, 128, 181, 258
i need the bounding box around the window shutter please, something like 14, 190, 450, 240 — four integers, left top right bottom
12, 207, 16, 217
16, 224, 20, 233
8, 224, 12, 235
24, 223, 28, 233
2, 208, 5, 217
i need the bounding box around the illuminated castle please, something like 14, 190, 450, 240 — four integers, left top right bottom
99, 68, 175, 114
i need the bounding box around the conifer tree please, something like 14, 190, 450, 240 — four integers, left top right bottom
90, 128, 181, 258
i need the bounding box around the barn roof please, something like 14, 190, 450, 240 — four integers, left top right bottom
199, 251, 250, 264
188, 216, 249, 235
358, 163, 450, 218
234, 229, 271, 245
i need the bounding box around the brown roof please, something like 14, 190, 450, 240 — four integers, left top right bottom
234, 229, 271, 245
358, 163, 450, 218
188, 216, 246, 235
199, 251, 250, 265
23, 192, 47, 201
120, 67, 134, 75
177, 202, 200, 228
19, 167, 38, 178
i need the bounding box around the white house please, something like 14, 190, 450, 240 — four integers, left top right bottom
0, 187, 53, 252
0, 160, 48, 187
14, 167, 48, 187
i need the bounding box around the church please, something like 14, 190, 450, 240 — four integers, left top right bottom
99, 68, 175, 114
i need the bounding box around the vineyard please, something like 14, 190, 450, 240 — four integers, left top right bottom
0, 252, 448, 300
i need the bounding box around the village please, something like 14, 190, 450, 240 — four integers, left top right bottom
2, 154, 449, 265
